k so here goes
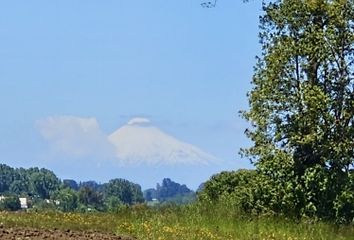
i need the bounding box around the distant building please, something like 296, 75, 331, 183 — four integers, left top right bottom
19, 198, 28, 209
0, 195, 5, 201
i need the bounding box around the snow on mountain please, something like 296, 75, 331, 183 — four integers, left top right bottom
108, 118, 218, 165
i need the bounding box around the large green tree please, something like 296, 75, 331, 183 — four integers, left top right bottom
242, 0, 354, 222
29, 168, 61, 199
78, 186, 103, 209
53, 188, 78, 212
103, 178, 144, 205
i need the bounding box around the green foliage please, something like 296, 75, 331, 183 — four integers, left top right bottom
0, 165, 61, 199
143, 178, 196, 206
240, 0, 354, 223
0, 164, 145, 212
200, 169, 255, 201
0, 195, 21, 211
53, 188, 78, 212
164, 192, 196, 204
104, 196, 124, 212
103, 178, 144, 205
29, 168, 61, 199
199, 170, 257, 213
79, 181, 102, 191
9, 180, 30, 195
78, 186, 104, 210
143, 188, 157, 201
63, 179, 79, 190
144, 178, 196, 204
30, 199, 56, 211
0, 164, 15, 193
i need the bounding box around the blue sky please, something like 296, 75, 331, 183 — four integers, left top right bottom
0, 0, 261, 189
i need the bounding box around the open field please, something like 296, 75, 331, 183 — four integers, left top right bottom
0, 204, 354, 240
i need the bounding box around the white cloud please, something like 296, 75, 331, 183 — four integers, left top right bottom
36, 116, 114, 158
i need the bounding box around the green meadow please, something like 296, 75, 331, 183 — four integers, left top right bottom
1, 204, 353, 240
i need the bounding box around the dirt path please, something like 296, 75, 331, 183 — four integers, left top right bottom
0, 225, 135, 240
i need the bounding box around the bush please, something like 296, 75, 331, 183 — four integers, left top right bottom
198, 169, 258, 213
0, 195, 21, 211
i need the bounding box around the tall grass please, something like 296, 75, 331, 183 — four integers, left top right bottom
0, 203, 353, 239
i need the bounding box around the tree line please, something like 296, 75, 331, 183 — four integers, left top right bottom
0, 164, 197, 212
0, 164, 144, 212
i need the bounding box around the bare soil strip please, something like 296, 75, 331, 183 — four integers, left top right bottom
0, 225, 135, 240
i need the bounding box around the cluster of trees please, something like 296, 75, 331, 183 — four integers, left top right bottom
0, 164, 144, 212
0, 164, 61, 199
53, 178, 144, 212
0, 164, 196, 212
144, 178, 196, 204
201, 0, 354, 224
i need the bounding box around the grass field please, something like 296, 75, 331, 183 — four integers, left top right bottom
0, 204, 353, 240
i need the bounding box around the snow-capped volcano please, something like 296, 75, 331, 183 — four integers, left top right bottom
108, 118, 218, 165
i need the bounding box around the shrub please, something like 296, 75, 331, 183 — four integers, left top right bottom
0, 195, 21, 211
